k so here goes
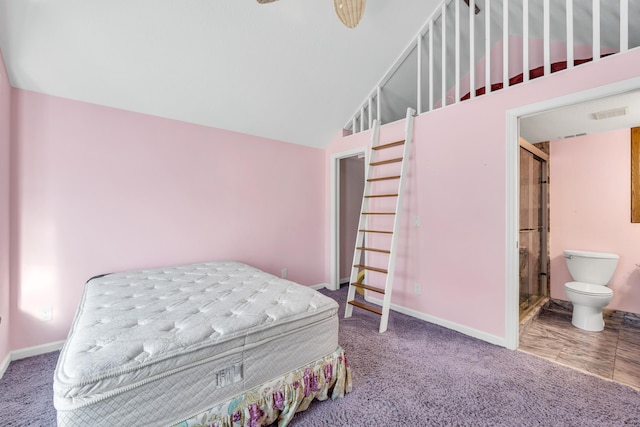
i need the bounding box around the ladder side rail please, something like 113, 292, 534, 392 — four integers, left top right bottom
345, 119, 380, 319
378, 108, 416, 333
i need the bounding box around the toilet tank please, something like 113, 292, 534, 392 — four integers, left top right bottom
563, 250, 620, 285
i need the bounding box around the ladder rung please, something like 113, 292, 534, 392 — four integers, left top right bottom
364, 193, 398, 198
370, 157, 402, 166
348, 300, 382, 315
354, 264, 388, 274
356, 246, 391, 254
368, 175, 400, 182
372, 140, 405, 151
359, 229, 393, 234
350, 282, 385, 294
362, 212, 395, 215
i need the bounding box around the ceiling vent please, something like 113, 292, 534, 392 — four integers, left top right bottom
561, 133, 587, 139
592, 106, 628, 120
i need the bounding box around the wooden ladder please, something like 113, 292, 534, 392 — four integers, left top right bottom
344, 108, 416, 333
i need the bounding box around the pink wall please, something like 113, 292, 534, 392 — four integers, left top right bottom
0, 50, 11, 364
326, 48, 640, 341
9, 89, 325, 350
550, 129, 640, 314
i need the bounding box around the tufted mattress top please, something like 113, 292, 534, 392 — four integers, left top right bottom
53, 261, 338, 412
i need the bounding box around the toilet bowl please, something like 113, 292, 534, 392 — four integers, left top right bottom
563, 250, 619, 332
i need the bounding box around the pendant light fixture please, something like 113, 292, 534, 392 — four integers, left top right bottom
257, 0, 366, 29
333, 0, 366, 28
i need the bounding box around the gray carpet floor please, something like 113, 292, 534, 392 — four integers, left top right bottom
1, 286, 639, 426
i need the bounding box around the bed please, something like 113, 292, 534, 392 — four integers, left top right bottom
53, 261, 351, 427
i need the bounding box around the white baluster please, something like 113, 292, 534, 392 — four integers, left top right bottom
417, 35, 423, 114
620, 0, 628, 52
544, 0, 550, 75
455, 0, 460, 103
469, 0, 475, 98
593, 0, 600, 61
376, 86, 381, 122
567, 0, 574, 69
523, 0, 530, 82
429, 20, 434, 110
503, 0, 509, 88
485, 0, 491, 94
441, 2, 447, 107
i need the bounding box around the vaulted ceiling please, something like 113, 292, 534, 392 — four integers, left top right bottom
0, 0, 441, 149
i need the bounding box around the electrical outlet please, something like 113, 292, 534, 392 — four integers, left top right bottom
413, 215, 420, 227
38, 306, 53, 322
281, 268, 287, 279
414, 284, 422, 295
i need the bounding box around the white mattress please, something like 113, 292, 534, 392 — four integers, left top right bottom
54, 261, 339, 427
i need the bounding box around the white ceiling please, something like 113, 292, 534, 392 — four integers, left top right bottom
520, 90, 640, 143
0, 0, 441, 149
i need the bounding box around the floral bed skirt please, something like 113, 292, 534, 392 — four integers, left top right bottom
173, 346, 352, 427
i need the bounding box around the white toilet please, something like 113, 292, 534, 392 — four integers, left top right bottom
563, 249, 619, 332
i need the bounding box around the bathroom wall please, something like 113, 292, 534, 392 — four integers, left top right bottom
550, 129, 640, 315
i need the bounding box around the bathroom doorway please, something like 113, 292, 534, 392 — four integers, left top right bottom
505, 77, 640, 349
519, 139, 549, 321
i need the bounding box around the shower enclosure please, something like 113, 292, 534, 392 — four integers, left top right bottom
519, 143, 549, 319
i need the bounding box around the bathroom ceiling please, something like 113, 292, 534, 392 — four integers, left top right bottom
520, 90, 640, 143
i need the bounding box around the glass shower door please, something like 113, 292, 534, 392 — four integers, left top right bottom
519, 147, 548, 317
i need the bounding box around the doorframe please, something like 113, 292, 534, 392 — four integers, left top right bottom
330, 148, 367, 291
505, 76, 640, 350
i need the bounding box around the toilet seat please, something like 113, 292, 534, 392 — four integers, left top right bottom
565, 281, 612, 296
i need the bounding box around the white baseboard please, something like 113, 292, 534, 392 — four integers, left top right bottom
365, 295, 507, 348
311, 283, 330, 290
11, 340, 65, 362
0, 340, 65, 380
0, 352, 10, 379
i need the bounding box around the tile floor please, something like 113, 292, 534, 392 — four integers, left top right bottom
518, 306, 640, 390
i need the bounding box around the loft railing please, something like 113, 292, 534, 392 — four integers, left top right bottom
344, 0, 640, 134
